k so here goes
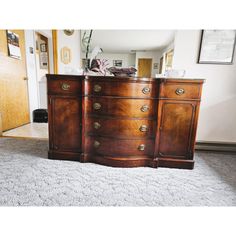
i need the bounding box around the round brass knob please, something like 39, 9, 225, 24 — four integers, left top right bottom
138, 144, 145, 151
93, 102, 101, 110
94, 140, 100, 148
61, 83, 70, 91
94, 84, 102, 92
141, 105, 149, 112
139, 125, 148, 132
93, 122, 101, 129
142, 87, 150, 94
175, 88, 185, 95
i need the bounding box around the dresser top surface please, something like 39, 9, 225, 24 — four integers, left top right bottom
46, 74, 205, 83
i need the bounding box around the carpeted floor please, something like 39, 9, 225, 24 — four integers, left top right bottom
0, 137, 236, 206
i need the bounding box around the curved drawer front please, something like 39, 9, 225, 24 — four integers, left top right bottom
85, 136, 154, 156
160, 83, 201, 100
47, 79, 81, 95
85, 97, 157, 118
85, 118, 156, 138
86, 81, 158, 98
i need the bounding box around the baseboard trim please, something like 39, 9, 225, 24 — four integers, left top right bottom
195, 141, 236, 153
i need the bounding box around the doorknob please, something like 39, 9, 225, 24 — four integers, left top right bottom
23, 77, 28, 80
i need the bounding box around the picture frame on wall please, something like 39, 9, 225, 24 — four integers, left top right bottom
198, 30, 236, 64
113, 60, 122, 67
39, 52, 48, 69
40, 43, 47, 52
153, 63, 158, 69
61, 47, 71, 65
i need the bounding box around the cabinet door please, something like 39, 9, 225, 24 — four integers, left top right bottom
49, 96, 81, 152
157, 101, 197, 159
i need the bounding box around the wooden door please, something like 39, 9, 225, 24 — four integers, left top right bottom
157, 101, 197, 159
48, 96, 82, 153
138, 58, 152, 77
0, 30, 30, 131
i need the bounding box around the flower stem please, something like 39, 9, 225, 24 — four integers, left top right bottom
85, 30, 93, 60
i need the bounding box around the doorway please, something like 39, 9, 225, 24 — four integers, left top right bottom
138, 58, 152, 77
35, 32, 50, 109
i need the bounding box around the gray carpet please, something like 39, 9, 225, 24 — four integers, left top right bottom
0, 137, 236, 206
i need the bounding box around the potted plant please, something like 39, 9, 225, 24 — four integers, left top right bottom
82, 30, 93, 72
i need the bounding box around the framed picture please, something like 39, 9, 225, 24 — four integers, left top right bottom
113, 60, 122, 67
6, 30, 21, 59
153, 63, 158, 69
40, 43, 47, 52
39, 52, 48, 69
198, 30, 236, 64
61, 47, 71, 65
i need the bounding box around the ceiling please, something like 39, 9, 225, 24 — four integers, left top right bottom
81, 30, 176, 53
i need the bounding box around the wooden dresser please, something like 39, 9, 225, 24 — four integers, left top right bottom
47, 74, 204, 169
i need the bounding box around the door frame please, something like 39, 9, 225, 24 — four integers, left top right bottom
25, 30, 54, 122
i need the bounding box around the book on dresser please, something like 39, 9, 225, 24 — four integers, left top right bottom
46, 74, 205, 169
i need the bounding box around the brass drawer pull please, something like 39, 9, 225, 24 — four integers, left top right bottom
94, 84, 102, 92
93, 102, 101, 110
138, 144, 145, 151
93, 122, 101, 129
142, 87, 150, 94
175, 88, 185, 95
94, 140, 100, 148
141, 105, 149, 112
139, 125, 148, 132
61, 83, 70, 91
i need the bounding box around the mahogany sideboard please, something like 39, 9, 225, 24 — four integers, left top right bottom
46, 74, 204, 169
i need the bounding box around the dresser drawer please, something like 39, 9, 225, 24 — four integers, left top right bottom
160, 82, 201, 100
85, 97, 157, 118
86, 81, 158, 98
85, 118, 156, 138
47, 79, 81, 95
85, 136, 154, 156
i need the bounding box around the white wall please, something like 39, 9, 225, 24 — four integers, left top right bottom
57, 30, 81, 74
172, 30, 236, 142
135, 51, 162, 77
161, 40, 174, 55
